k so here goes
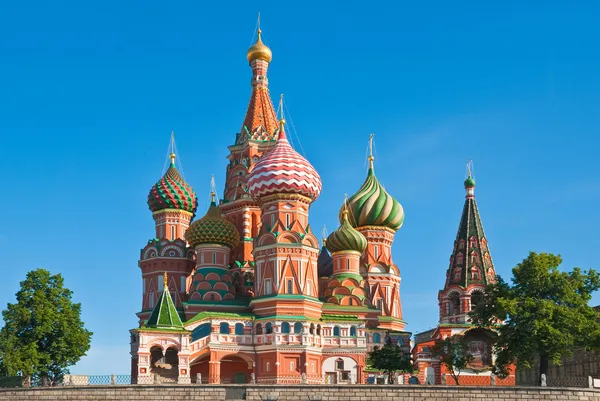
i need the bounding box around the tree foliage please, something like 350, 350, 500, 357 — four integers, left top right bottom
0, 269, 92, 385
431, 335, 474, 385
367, 337, 413, 384
471, 252, 600, 383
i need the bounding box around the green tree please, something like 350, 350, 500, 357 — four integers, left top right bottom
471, 252, 600, 384
431, 335, 474, 385
367, 336, 413, 384
0, 269, 92, 385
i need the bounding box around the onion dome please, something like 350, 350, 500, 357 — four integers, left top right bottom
247, 29, 272, 64
185, 194, 240, 249
464, 174, 476, 188
248, 119, 322, 201
148, 153, 198, 215
341, 155, 404, 231
327, 207, 368, 254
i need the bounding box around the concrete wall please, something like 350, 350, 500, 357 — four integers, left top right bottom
2, 385, 600, 400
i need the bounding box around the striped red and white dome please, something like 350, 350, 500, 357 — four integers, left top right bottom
248, 124, 322, 201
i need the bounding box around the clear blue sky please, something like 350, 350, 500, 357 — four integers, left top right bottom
1, 0, 599, 375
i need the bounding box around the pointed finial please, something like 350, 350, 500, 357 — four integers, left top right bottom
210, 174, 216, 203
278, 94, 286, 126
163, 271, 168, 292
169, 131, 176, 166
257, 12, 261, 34
321, 224, 327, 246
368, 134, 375, 169
342, 194, 349, 220
464, 160, 476, 195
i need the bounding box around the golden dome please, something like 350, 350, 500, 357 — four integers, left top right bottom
247, 29, 272, 63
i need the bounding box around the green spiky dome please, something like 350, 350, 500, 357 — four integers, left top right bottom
185, 200, 240, 249
464, 175, 476, 187
148, 158, 198, 215
326, 211, 368, 254
341, 165, 404, 231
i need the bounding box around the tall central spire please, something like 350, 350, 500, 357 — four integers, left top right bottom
238, 17, 278, 144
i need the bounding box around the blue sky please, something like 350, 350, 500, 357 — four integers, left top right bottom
1, 0, 599, 375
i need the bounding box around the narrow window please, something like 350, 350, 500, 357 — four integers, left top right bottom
346, 259, 350, 270
286, 214, 290, 228
281, 322, 290, 334
200, 253, 205, 264
158, 276, 164, 292
306, 280, 312, 296
270, 214, 274, 227
333, 326, 341, 336
180, 276, 186, 293
290, 361, 295, 371
266, 362, 270, 372
149, 292, 155, 308
212, 252, 217, 264
287, 279, 293, 294
264, 279, 272, 295
350, 326, 357, 336
376, 299, 383, 311
171, 226, 175, 240
143, 278, 146, 293
374, 245, 379, 259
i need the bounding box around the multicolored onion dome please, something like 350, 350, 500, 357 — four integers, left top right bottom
185, 199, 240, 249
464, 174, 476, 188
341, 163, 404, 231
326, 209, 368, 254
148, 155, 198, 215
248, 121, 322, 201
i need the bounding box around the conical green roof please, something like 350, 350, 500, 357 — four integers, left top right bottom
341, 164, 404, 231
146, 274, 184, 329
326, 210, 367, 253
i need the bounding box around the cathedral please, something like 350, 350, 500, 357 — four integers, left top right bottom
129, 26, 514, 386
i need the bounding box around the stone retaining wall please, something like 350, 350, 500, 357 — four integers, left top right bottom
2, 384, 600, 400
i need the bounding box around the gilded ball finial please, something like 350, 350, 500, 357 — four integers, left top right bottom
169, 153, 176, 165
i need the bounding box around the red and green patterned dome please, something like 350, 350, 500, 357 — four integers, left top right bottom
148, 154, 198, 215
185, 199, 240, 249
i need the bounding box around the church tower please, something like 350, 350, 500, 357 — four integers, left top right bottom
138, 139, 198, 322
220, 26, 279, 297
438, 165, 497, 324
343, 136, 405, 331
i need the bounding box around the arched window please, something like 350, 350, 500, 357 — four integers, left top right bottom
219, 322, 230, 334
456, 253, 464, 265
376, 299, 383, 311
471, 290, 484, 310
309, 323, 315, 335
287, 279, 293, 294
449, 293, 461, 315
255, 323, 263, 335
265, 322, 273, 334
281, 322, 290, 334
316, 325, 321, 336
235, 323, 244, 335
350, 326, 357, 337
373, 333, 381, 343
294, 322, 303, 334
333, 326, 341, 336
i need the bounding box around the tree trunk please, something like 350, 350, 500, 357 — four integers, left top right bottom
538, 354, 549, 386
452, 372, 461, 386
388, 371, 395, 384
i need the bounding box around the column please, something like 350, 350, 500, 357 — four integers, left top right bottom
208, 361, 221, 384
